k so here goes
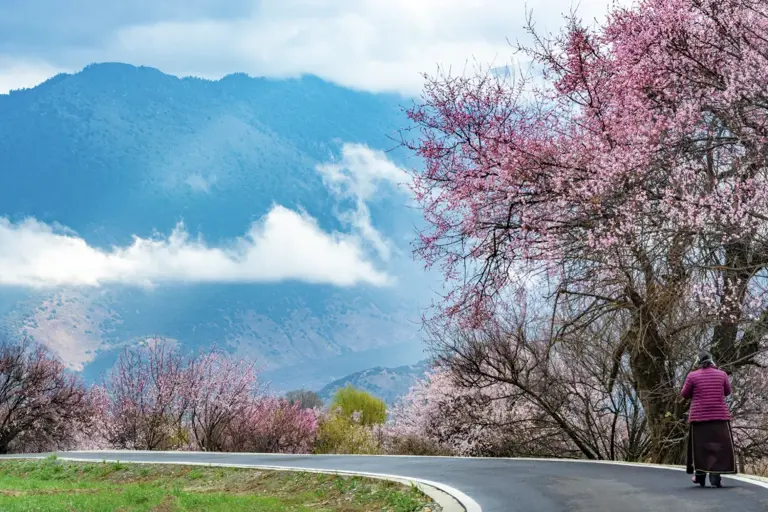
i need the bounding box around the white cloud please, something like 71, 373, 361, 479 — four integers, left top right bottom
0, 205, 389, 288
185, 173, 217, 193
103, 0, 626, 95
2, 0, 630, 96
317, 143, 410, 260
0, 57, 67, 94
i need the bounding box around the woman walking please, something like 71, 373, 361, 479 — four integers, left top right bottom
681, 350, 737, 487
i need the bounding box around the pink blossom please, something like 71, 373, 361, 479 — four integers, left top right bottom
404, 0, 768, 330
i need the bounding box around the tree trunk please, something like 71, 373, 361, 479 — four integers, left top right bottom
628, 313, 687, 464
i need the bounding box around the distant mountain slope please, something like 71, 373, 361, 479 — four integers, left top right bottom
0, 64, 408, 244
0, 63, 430, 387
318, 360, 431, 406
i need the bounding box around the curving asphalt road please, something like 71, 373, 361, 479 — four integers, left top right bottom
5, 451, 768, 511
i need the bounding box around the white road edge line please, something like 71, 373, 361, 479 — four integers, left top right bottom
3, 454, 480, 512
71, 450, 768, 490
74, 450, 768, 491
507, 457, 768, 491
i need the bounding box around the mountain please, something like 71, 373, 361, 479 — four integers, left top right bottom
317, 360, 431, 406
0, 63, 432, 389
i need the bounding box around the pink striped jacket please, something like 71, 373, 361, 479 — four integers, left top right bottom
680, 366, 732, 423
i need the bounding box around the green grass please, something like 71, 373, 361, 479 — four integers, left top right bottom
0, 456, 435, 511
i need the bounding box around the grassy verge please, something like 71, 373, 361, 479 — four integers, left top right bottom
0, 456, 437, 512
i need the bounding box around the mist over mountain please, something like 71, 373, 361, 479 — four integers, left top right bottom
0, 63, 434, 390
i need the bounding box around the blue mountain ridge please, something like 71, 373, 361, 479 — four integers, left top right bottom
317, 359, 431, 406
0, 63, 433, 391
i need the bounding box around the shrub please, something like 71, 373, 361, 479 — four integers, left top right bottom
376, 430, 452, 456
313, 410, 381, 455
225, 397, 318, 453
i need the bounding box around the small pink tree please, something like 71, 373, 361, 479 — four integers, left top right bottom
186, 352, 261, 451
77, 385, 113, 450
100, 338, 190, 450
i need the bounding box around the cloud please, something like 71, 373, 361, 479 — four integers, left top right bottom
317, 143, 410, 260
0, 56, 66, 94
0, 0, 630, 96
184, 173, 217, 193
0, 206, 389, 288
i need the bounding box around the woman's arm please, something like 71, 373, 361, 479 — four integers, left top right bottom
723, 372, 732, 397
681, 374, 694, 399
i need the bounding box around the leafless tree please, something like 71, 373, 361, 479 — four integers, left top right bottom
0, 336, 91, 454
428, 303, 653, 461
285, 389, 324, 409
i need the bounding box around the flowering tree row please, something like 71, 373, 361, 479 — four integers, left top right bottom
0, 337, 318, 454
1, 332, 765, 471
90, 339, 319, 453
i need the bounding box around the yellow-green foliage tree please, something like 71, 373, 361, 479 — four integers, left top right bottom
329, 386, 387, 426
313, 387, 388, 454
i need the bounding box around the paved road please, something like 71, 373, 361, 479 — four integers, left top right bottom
6, 451, 768, 511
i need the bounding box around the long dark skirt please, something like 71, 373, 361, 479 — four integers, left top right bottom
686, 420, 737, 474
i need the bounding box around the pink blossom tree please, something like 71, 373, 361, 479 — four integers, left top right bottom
385, 369, 525, 456
186, 351, 261, 451
389, 304, 649, 461
224, 397, 319, 454
99, 338, 190, 450
727, 353, 768, 470
404, 0, 768, 463
0, 337, 92, 454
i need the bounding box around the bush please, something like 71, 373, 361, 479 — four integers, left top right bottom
224, 397, 319, 453
313, 411, 381, 455
377, 431, 453, 456
329, 386, 387, 426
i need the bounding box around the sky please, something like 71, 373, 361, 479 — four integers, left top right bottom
0, 0, 628, 96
